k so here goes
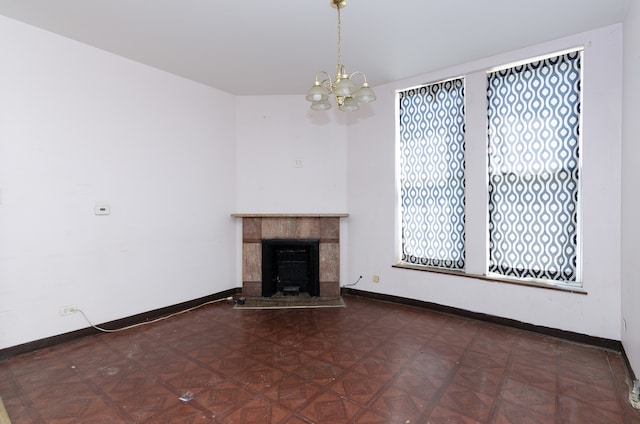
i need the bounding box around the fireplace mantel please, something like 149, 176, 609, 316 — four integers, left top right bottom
234, 214, 347, 298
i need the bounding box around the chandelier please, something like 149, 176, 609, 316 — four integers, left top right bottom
305, 0, 376, 112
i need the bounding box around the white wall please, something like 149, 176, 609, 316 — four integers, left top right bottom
347, 24, 624, 340
0, 16, 237, 349
235, 96, 349, 214
622, 2, 640, 379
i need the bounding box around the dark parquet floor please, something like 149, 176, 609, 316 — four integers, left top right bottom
1, 295, 640, 423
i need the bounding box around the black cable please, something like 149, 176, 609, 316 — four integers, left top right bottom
342, 275, 362, 288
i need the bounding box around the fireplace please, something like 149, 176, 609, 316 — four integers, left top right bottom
262, 239, 319, 297
231, 214, 348, 298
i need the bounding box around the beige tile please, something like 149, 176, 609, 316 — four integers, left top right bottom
242, 243, 261, 282
262, 217, 297, 238
320, 242, 340, 282
320, 281, 340, 298
243, 217, 262, 242
242, 282, 262, 298
320, 217, 340, 242
296, 218, 321, 239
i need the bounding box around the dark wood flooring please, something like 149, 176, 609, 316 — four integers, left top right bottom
1, 295, 639, 423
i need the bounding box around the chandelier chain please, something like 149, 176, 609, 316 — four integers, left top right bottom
337, 5, 342, 73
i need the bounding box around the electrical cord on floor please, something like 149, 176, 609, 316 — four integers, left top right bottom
342, 275, 362, 288
76, 296, 234, 333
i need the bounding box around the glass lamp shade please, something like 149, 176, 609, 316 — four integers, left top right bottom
355, 83, 376, 103
340, 96, 360, 112
334, 76, 357, 97
306, 82, 329, 102
311, 99, 332, 111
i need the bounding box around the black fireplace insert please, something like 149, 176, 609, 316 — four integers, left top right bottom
261, 239, 320, 297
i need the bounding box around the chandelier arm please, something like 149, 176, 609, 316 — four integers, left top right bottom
348, 71, 368, 84
314, 71, 332, 83
314, 71, 334, 92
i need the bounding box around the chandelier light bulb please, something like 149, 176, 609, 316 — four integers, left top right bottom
340, 96, 360, 112
354, 82, 376, 103
334, 75, 357, 97
306, 81, 329, 102
311, 99, 332, 111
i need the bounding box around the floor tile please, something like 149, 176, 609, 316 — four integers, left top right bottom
427, 405, 489, 424
262, 374, 322, 412
451, 363, 505, 396
194, 378, 255, 418
491, 399, 559, 424
221, 395, 293, 424
437, 382, 496, 422
329, 368, 386, 406
370, 384, 430, 423
298, 389, 362, 423
558, 394, 626, 424
499, 377, 557, 419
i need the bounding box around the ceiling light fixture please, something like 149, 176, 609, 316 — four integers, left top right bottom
305, 0, 376, 112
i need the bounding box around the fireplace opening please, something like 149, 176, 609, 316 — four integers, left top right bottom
262, 239, 320, 297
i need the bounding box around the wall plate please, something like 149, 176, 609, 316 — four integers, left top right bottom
94, 204, 111, 215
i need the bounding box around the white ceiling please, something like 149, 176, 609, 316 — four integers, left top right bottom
0, 0, 629, 96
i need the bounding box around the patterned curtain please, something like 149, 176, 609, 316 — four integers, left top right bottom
487, 51, 581, 282
399, 79, 466, 270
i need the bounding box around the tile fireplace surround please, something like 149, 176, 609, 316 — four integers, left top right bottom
231, 214, 348, 298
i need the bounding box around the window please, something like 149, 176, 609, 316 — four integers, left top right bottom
487, 51, 582, 284
398, 78, 466, 270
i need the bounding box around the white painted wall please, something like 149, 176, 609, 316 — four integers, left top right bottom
235, 96, 349, 214
347, 24, 624, 340
622, 2, 640, 379
0, 16, 237, 349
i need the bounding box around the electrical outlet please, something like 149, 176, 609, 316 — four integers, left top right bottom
59, 305, 78, 316
372, 275, 380, 283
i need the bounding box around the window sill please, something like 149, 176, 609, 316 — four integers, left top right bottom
392, 263, 588, 295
